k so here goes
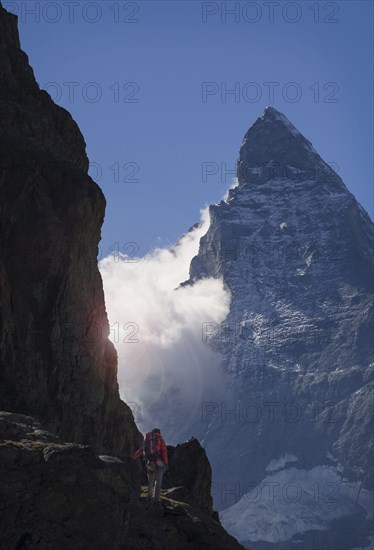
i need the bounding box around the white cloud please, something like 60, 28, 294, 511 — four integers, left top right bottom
99, 208, 231, 443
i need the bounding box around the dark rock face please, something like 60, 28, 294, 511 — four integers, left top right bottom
0, 412, 245, 550
0, 3, 141, 456
137, 439, 214, 516
0, 412, 138, 550
236, 107, 337, 187
165, 438, 213, 515
187, 107, 374, 544
0, 5, 245, 548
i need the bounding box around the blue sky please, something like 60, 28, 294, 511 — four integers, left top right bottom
8, 0, 373, 258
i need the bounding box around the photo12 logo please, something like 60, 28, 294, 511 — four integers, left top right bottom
200, 160, 340, 184
210, 478, 358, 507
0, 319, 140, 348
41, 82, 140, 104
0, 236, 142, 267
201, 2, 340, 24
201, 81, 339, 104
89, 161, 140, 185
201, 400, 343, 425
2, 2, 140, 24
196, 239, 341, 270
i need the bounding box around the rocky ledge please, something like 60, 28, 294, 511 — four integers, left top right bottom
0, 412, 246, 550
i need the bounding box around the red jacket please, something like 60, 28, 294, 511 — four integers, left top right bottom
132, 433, 168, 465
158, 435, 168, 465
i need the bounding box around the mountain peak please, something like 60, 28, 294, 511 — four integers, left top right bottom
262, 106, 301, 133
263, 105, 289, 118
0, 2, 20, 48
237, 107, 338, 187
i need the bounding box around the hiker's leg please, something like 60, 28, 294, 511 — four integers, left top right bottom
154, 465, 165, 502
147, 466, 156, 500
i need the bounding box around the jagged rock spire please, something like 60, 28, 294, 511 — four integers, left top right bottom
237, 106, 340, 188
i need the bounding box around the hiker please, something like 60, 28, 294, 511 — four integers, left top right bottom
132, 428, 168, 505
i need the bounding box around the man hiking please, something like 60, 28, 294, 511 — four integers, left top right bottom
132, 428, 168, 505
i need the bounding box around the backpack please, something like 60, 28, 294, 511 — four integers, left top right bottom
143, 431, 162, 461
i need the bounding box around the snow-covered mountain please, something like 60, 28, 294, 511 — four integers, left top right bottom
187, 107, 374, 550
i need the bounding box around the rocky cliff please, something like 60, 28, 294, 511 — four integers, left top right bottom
0, 412, 245, 550
0, 4, 245, 548
0, 2, 141, 456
